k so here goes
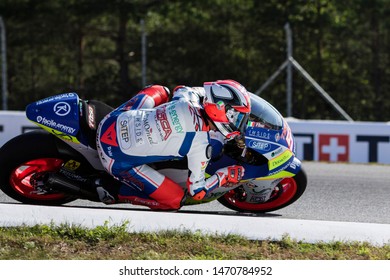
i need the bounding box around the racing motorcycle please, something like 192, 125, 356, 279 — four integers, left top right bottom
0, 92, 307, 213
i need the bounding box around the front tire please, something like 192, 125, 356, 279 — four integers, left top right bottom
218, 167, 307, 213
0, 131, 77, 205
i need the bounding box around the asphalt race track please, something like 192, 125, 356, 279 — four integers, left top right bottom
1, 162, 389, 244
1, 161, 389, 224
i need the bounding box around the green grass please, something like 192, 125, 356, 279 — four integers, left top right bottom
0, 222, 389, 260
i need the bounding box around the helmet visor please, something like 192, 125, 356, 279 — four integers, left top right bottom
226, 107, 249, 134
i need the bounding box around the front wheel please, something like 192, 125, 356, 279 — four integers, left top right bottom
0, 131, 77, 205
217, 167, 307, 213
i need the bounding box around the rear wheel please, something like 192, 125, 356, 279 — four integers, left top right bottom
0, 131, 77, 205
217, 167, 307, 213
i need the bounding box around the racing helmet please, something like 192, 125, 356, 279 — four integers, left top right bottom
203, 80, 251, 137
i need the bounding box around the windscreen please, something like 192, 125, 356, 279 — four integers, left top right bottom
248, 93, 283, 130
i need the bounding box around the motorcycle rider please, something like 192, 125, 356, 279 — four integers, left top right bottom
95, 79, 251, 210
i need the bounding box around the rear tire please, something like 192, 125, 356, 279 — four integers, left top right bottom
0, 131, 77, 205
218, 167, 307, 213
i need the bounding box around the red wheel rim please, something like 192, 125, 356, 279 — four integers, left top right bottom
224, 177, 298, 211
10, 158, 67, 200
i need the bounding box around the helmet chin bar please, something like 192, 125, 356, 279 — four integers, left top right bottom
210, 111, 249, 138
214, 122, 233, 137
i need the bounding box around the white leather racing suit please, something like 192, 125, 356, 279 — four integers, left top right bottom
96, 85, 228, 209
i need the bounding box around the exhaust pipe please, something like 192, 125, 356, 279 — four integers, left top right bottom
45, 173, 99, 201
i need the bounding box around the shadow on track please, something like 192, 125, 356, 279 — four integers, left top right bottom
0, 201, 282, 218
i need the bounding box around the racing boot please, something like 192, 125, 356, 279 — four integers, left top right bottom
93, 177, 119, 205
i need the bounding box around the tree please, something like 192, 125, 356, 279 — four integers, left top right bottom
1, 0, 389, 121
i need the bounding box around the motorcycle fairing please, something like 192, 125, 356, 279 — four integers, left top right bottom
26, 93, 81, 143
245, 122, 294, 157
251, 156, 302, 181
206, 119, 300, 181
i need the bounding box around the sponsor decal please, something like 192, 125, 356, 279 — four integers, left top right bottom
168, 105, 184, 133
288, 160, 297, 170
319, 134, 349, 162
248, 129, 271, 140
107, 146, 113, 157
59, 169, 88, 183
156, 108, 172, 140
134, 114, 144, 145
271, 147, 283, 157
247, 121, 265, 128
120, 171, 144, 191
249, 194, 271, 203
36, 93, 76, 106
100, 122, 118, 147
87, 105, 96, 129
119, 117, 131, 150
53, 102, 72, 116
293, 133, 314, 161
143, 115, 157, 144
120, 196, 160, 207
275, 132, 280, 142
294, 133, 390, 163
51, 129, 78, 143
356, 135, 390, 162
64, 160, 81, 171
36, 116, 76, 134
247, 183, 273, 196
292, 132, 390, 163
248, 140, 272, 151
268, 150, 293, 171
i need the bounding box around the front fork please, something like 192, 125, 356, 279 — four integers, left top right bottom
239, 179, 282, 203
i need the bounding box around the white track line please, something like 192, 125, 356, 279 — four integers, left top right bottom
1, 203, 389, 245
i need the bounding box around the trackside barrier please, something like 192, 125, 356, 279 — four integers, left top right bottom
1, 111, 390, 164
0, 111, 38, 147
287, 118, 390, 164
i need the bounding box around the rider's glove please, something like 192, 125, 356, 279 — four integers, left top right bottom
190, 165, 245, 201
